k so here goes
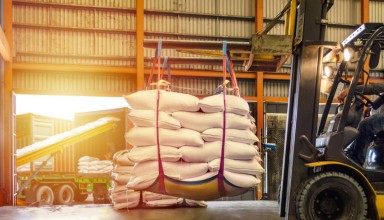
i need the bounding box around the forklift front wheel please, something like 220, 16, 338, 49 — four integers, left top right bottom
296, 171, 367, 220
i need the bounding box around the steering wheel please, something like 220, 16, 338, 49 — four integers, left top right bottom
354, 93, 374, 107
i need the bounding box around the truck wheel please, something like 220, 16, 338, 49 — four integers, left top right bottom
36, 185, 54, 206
54, 184, 74, 205
296, 171, 367, 220
74, 190, 88, 202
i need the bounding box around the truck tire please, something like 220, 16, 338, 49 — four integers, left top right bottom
74, 190, 88, 202
36, 185, 54, 206
296, 171, 367, 220
54, 184, 74, 205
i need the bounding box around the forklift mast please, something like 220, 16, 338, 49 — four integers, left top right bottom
279, 0, 334, 218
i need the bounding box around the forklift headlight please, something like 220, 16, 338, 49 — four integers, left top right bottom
343, 47, 354, 62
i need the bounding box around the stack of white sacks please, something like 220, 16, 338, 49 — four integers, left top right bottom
109, 149, 206, 209
124, 90, 264, 200
77, 156, 113, 174
109, 150, 141, 209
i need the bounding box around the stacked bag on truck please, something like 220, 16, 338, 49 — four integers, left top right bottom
77, 156, 113, 174
123, 88, 263, 200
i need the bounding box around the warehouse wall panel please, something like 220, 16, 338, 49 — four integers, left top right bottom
327, 0, 360, 25
370, 1, 384, 23
13, 71, 136, 96
325, 26, 355, 43
263, 0, 285, 19
264, 80, 289, 97
218, 0, 254, 17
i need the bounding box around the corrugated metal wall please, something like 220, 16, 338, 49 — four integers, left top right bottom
12, 0, 376, 98
370, 1, 384, 70
13, 70, 136, 96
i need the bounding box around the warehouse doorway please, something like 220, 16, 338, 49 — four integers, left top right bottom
13, 94, 130, 206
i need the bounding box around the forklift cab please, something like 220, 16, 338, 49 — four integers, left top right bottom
293, 23, 384, 220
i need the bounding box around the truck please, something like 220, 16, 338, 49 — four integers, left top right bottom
16, 107, 130, 206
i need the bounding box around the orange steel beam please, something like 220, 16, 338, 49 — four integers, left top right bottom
0, 27, 10, 61
2, 0, 13, 206
255, 0, 264, 201
12, 63, 266, 79
136, 0, 144, 90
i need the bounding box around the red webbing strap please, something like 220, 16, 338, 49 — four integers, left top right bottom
146, 56, 157, 90
218, 54, 227, 197
227, 58, 240, 97
156, 85, 166, 193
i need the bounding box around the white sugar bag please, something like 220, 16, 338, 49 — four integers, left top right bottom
171, 111, 252, 132
78, 156, 99, 163
131, 161, 208, 180
128, 146, 182, 163
125, 127, 204, 147
199, 94, 250, 116
109, 185, 128, 194
127, 173, 158, 190
145, 198, 183, 207
208, 158, 264, 175
111, 190, 140, 204
112, 173, 132, 185
112, 201, 140, 210
185, 199, 207, 207
142, 191, 178, 202
182, 171, 260, 188
202, 128, 259, 144
128, 110, 181, 130
113, 150, 135, 166
124, 90, 200, 113
113, 165, 134, 174
111, 190, 140, 210
180, 141, 257, 163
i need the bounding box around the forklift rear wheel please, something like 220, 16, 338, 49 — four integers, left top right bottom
54, 184, 74, 205
35, 185, 54, 206
296, 171, 367, 220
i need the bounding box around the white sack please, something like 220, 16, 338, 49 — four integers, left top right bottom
78, 156, 99, 163
145, 198, 183, 207
113, 150, 135, 166
208, 158, 264, 176
202, 128, 259, 144
180, 141, 257, 163
142, 191, 178, 202
199, 94, 250, 116
182, 171, 260, 188
128, 110, 181, 130
125, 127, 204, 147
124, 90, 200, 113
171, 111, 252, 132
112, 173, 132, 185
126, 173, 158, 190
128, 146, 182, 163
110, 190, 140, 204
131, 161, 208, 180
113, 165, 134, 174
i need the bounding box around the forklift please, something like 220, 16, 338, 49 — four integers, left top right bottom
279, 1, 384, 219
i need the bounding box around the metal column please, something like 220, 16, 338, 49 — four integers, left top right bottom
279, 0, 333, 219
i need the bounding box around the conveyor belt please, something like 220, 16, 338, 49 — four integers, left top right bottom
16, 117, 120, 167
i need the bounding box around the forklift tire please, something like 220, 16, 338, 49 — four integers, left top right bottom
74, 190, 88, 202
35, 185, 54, 206
296, 171, 367, 220
54, 184, 74, 205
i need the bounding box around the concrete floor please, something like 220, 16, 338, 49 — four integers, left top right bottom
0, 201, 284, 220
